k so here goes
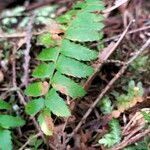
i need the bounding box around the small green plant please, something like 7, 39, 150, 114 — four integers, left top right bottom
34, 5, 57, 24
98, 119, 121, 147
0, 99, 25, 150
127, 55, 149, 82
1, 7, 25, 26
130, 55, 149, 71
141, 110, 150, 123
25, 0, 105, 135
112, 80, 144, 117
26, 134, 43, 150
98, 96, 113, 114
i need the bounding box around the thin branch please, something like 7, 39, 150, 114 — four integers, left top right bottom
25, 0, 71, 11
104, 59, 125, 65
19, 133, 41, 150
12, 44, 26, 105
16, 90, 48, 146
126, 38, 150, 65
12, 46, 17, 88
10, 14, 48, 146
103, 0, 129, 13
66, 38, 150, 143
103, 25, 150, 43
21, 14, 35, 87
84, 20, 134, 90
0, 29, 48, 38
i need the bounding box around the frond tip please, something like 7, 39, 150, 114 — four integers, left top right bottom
98, 119, 121, 147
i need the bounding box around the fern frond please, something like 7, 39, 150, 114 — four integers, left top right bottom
65, 0, 105, 41
141, 111, 150, 123
98, 119, 121, 147
98, 97, 113, 114
25, 0, 105, 135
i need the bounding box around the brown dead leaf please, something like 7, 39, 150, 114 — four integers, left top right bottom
45, 20, 63, 37
45, 116, 55, 133
112, 110, 121, 118
51, 34, 62, 41
114, 95, 144, 118
137, 96, 144, 102
48, 20, 63, 34
129, 98, 138, 108
46, 20, 63, 42
53, 84, 68, 96
41, 81, 49, 95
17, 38, 26, 50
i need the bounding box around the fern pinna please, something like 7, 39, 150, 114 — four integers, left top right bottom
25, 0, 105, 135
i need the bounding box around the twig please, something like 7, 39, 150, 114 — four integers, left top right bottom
123, 126, 144, 141
103, 25, 150, 43
103, 0, 129, 13
104, 59, 125, 65
31, 117, 46, 141
15, 89, 48, 145
0, 25, 149, 39
126, 38, 150, 65
19, 133, 41, 150
66, 38, 150, 143
21, 14, 35, 87
17, 90, 27, 106
25, 0, 71, 11
10, 15, 48, 146
109, 128, 150, 150
12, 43, 27, 105
11, 45, 23, 136
0, 30, 48, 38
84, 20, 134, 90
12, 46, 17, 88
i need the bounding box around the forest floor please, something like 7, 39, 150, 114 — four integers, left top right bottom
0, 0, 150, 149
